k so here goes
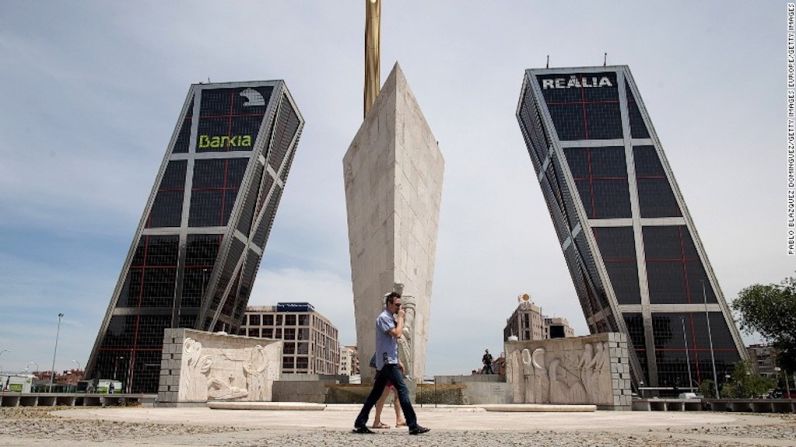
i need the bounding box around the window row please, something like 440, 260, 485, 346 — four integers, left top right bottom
561, 146, 681, 220
592, 225, 717, 305
240, 327, 312, 341
536, 75, 651, 142
147, 158, 250, 228
244, 313, 313, 326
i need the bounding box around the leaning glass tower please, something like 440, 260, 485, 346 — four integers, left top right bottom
85, 81, 303, 393
515, 66, 747, 389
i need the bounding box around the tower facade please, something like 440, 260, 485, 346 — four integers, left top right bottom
86, 81, 303, 393
515, 66, 747, 388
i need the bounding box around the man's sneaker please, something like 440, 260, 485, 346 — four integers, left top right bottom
409, 425, 430, 435
352, 426, 375, 434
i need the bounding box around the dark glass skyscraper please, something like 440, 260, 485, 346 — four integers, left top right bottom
86, 81, 303, 393
515, 66, 747, 389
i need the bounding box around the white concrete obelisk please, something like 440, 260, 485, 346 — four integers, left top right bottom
344, 62, 444, 383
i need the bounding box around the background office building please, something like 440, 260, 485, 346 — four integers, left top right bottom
515, 66, 747, 389
86, 81, 304, 393
338, 345, 360, 376
503, 294, 575, 341
504, 296, 544, 341
239, 303, 340, 375
544, 317, 575, 339
747, 344, 778, 379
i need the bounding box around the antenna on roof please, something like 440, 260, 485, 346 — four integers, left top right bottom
546, 55, 550, 68
603, 52, 607, 66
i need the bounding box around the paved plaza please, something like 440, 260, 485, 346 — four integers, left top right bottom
0, 405, 794, 446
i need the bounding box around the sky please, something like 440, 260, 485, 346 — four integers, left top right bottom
0, 1, 791, 377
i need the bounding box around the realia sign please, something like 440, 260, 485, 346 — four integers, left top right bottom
541, 75, 613, 89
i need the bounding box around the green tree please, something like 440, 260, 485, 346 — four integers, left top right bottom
733, 277, 796, 373
699, 379, 716, 399
720, 361, 776, 398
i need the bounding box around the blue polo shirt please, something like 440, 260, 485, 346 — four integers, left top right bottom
374, 309, 398, 370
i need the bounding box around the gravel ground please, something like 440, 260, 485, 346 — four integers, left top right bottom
210, 429, 758, 447
1, 407, 793, 447
0, 407, 250, 443
665, 414, 796, 441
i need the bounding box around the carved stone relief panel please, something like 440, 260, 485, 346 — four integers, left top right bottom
505, 333, 629, 406
161, 329, 282, 403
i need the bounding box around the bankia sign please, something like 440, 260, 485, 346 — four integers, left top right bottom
196, 86, 274, 152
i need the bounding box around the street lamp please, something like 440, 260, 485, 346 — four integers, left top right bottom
0, 349, 8, 373
71, 360, 84, 386
775, 366, 791, 397
49, 313, 64, 393
201, 268, 209, 299
702, 280, 720, 399
680, 317, 694, 391
113, 356, 124, 380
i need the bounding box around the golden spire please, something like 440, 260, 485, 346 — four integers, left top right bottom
364, 0, 381, 118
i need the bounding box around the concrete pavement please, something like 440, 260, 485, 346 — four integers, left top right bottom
1, 405, 793, 446
53, 404, 773, 432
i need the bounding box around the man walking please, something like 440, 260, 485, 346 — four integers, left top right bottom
353, 292, 430, 435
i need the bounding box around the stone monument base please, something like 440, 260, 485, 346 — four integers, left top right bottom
271, 381, 419, 404
157, 329, 282, 405
481, 404, 596, 412
505, 333, 633, 410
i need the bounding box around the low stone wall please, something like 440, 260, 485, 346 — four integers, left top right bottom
274, 379, 419, 404
272, 374, 344, 403
324, 384, 370, 404
416, 384, 465, 405
632, 398, 796, 413
705, 399, 796, 413
317, 379, 506, 405
460, 382, 512, 405
435, 375, 504, 385
430, 375, 510, 404
0, 393, 154, 407
505, 333, 632, 410
157, 329, 282, 404
280, 374, 350, 383
272, 381, 330, 403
